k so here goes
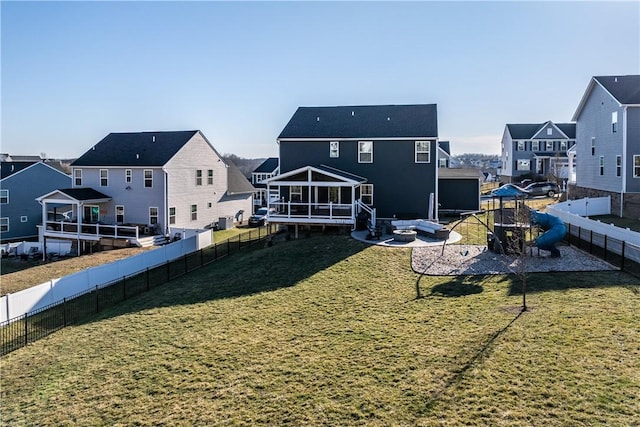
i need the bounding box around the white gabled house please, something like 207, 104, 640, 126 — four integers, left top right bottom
37, 130, 254, 254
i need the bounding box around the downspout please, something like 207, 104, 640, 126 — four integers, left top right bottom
433, 139, 439, 222
163, 168, 169, 236
77, 202, 82, 256
620, 106, 627, 218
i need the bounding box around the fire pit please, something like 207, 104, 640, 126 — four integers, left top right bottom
393, 229, 417, 242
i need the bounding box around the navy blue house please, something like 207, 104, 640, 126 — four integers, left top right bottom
265, 104, 440, 228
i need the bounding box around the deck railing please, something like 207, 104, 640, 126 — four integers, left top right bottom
269, 202, 354, 220
44, 221, 141, 239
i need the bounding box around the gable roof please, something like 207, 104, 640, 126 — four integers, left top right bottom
595, 75, 640, 105
278, 104, 438, 140
264, 165, 367, 185
506, 122, 575, 139
72, 130, 200, 167
572, 75, 640, 120
438, 141, 451, 155
226, 161, 256, 195
1, 161, 37, 179
37, 188, 112, 203
253, 157, 279, 174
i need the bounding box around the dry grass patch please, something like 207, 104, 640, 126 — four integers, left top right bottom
1, 235, 639, 426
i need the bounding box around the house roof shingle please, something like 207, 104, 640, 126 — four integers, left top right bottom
254, 157, 279, 174
506, 122, 575, 139
58, 188, 112, 201
278, 104, 438, 140
71, 131, 200, 167
594, 75, 640, 105
0, 162, 37, 179
226, 161, 256, 195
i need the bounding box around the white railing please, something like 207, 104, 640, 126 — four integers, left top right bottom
44, 221, 141, 240
269, 201, 354, 220
356, 199, 376, 226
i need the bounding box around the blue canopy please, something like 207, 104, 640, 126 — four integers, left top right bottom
491, 184, 530, 198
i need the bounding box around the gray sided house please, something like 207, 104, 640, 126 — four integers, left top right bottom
251, 157, 279, 211
268, 104, 440, 228
0, 162, 71, 242
38, 130, 254, 253
571, 75, 640, 218
500, 121, 576, 183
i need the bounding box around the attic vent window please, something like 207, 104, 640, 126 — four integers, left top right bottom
316, 116, 320, 122
152, 136, 156, 143
351, 111, 355, 116
136, 154, 140, 160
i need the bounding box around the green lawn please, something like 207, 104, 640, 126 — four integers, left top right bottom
2, 235, 639, 426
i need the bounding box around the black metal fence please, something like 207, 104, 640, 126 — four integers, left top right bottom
564, 222, 640, 278
1, 225, 277, 356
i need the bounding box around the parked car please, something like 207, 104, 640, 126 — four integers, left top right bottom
518, 179, 533, 188
248, 207, 275, 227
523, 181, 560, 197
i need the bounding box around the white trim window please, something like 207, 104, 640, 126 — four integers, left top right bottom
125, 169, 132, 183
547, 128, 553, 136
207, 169, 213, 185
0, 217, 8, 233
634, 155, 640, 178
74, 169, 82, 186
358, 141, 373, 163
516, 159, 530, 171
591, 137, 596, 156
599, 156, 604, 176
361, 184, 373, 205
415, 141, 431, 163
169, 207, 176, 224
116, 205, 125, 223
616, 155, 622, 177
330, 141, 339, 158
100, 169, 108, 187
144, 169, 153, 188
546, 141, 554, 151
532, 141, 540, 151
196, 169, 203, 186
20, 216, 27, 223
517, 141, 525, 151
190, 204, 198, 221
149, 207, 158, 225
0, 189, 8, 204
612, 111, 618, 133
560, 141, 567, 151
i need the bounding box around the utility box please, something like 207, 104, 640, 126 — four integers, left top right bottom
218, 216, 234, 230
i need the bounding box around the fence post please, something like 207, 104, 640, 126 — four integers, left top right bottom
621, 241, 626, 271
24, 313, 28, 347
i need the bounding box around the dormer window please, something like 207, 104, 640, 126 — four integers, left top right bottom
547, 128, 553, 136
330, 141, 339, 158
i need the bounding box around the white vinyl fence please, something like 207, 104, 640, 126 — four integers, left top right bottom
1, 229, 212, 323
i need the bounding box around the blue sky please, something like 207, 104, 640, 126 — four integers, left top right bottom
2, 1, 638, 159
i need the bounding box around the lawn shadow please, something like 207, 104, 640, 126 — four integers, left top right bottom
506, 270, 640, 296
422, 309, 525, 413
79, 233, 369, 323
428, 276, 483, 297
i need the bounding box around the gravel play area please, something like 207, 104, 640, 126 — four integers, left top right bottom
412, 244, 618, 276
